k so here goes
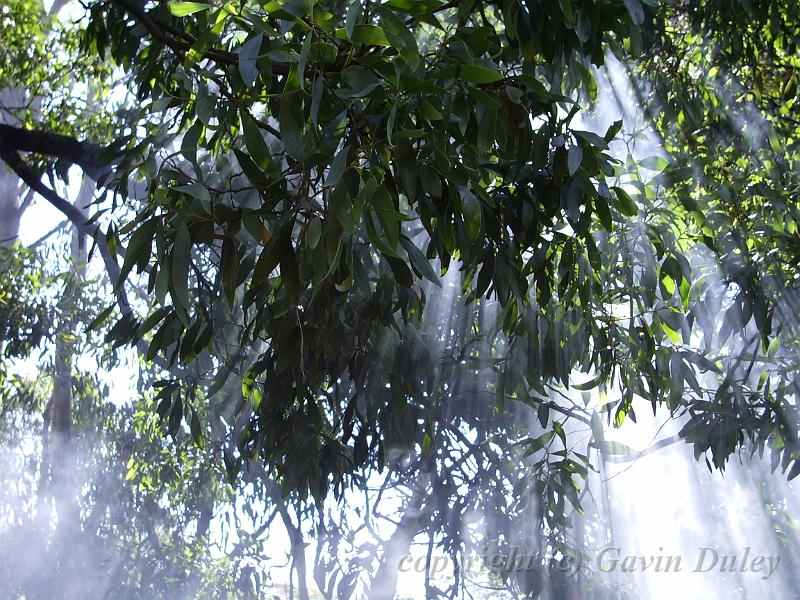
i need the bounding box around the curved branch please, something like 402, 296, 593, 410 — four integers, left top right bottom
0, 138, 129, 311
0, 124, 107, 181
0, 140, 176, 372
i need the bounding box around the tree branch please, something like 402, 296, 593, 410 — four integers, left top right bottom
30, 220, 69, 249
110, 0, 291, 74
18, 186, 35, 214
0, 139, 178, 373
0, 124, 106, 181
0, 138, 130, 313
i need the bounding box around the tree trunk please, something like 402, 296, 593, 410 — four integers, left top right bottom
0, 0, 72, 249
367, 480, 429, 600
36, 173, 95, 599
0, 89, 24, 247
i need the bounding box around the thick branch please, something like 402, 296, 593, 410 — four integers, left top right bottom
0, 124, 106, 181
0, 138, 130, 313
0, 141, 177, 373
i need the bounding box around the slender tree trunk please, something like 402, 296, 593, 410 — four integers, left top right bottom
4, 3, 97, 597
0, 89, 24, 247
257, 471, 310, 600
367, 480, 429, 600
36, 174, 95, 599
0, 171, 21, 245
277, 496, 310, 600
289, 517, 310, 600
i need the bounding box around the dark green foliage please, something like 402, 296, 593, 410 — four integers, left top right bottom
82, 0, 657, 501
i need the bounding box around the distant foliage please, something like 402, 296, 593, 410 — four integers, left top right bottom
0, 246, 53, 359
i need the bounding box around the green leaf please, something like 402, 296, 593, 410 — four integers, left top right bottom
553, 420, 566, 444
669, 353, 684, 409
137, 308, 171, 337
306, 217, 322, 249
87, 303, 115, 333
237, 34, 263, 88
661, 319, 682, 344
639, 155, 669, 171
338, 65, 381, 97
310, 75, 324, 125
461, 188, 482, 241
208, 362, 233, 397
241, 111, 279, 177
364, 211, 402, 258
386, 101, 397, 146
379, 6, 420, 69
372, 186, 400, 249
195, 84, 215, 125
335, 24, 391, 46
175, 182, 211, 203
597, 441, 638, 457
181, 122, 202, 168
573, 129, 609, 150
400, 237, 441, 287
567, 145, 583, 175
612, 186, 638, 216
184, 8, 229, 69
297, 32, 313, 90
522, 430, 555, 455
537, 403, 549, 428
591, 412, 605, 444
241, 365, 256, 398
684, 351, 723, 374
458, 64, 504, 84
420, 99, 443, 121
558, 0, 575, 26
251, 242, 280, 287
386, 255, 414, 287
384, 0, 443, 13
119, 217, 157, 284
234, 148, 272, 201
594, 195, 613, 231
573, 376, 601, 390
279, 89, 306, 161
190, 408, 204, 448
345, 0, 362, 39
282, 0, 316, 17
623, 0, 645, 25
788, 459, 800, 481
168, 2, 210, 16
168, 396, 183, 437
604, 119, 623, 142
325, 145, 350, 188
